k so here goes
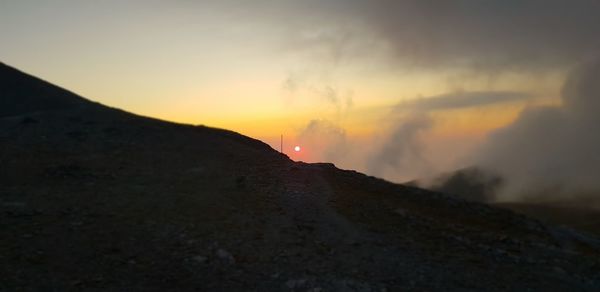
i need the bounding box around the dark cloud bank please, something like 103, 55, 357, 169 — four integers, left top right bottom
227, 0, 600, 71
397, 91, 530, 111
352, 0, 600, 70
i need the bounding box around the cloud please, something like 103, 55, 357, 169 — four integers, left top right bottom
218, 0, 600, 72
365, 90, 528, 182
368, 114, 434, 181
355, 0, 600, 70
297, 119, 349, 163
201, 0, 600, 196
313, 85, 354, 115
282, 73, 302, 94
281, 71, 354, 116
472, 59, 600, 201
319, 85, 340, 105
396, 91, 530, 112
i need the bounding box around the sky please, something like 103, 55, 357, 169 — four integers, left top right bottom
2, 0, 600, 195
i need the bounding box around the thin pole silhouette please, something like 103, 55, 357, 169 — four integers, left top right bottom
280, 134, 283, 153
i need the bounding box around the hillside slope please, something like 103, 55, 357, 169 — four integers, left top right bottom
1, 63, 600, 291
0, 63, 94, 118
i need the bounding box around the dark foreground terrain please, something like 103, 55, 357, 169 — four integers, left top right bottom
2, 63, 600, 291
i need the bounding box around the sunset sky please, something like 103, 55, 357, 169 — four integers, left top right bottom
2, 0, 599, 183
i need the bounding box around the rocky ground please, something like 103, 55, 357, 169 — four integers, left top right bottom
2, 63, 600, 291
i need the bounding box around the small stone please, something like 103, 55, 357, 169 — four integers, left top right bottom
285, 278, 307, 289
216, 249, 235, 264
553, 266, 566, 274
394, 208, 406, 216
192, 255, 207, 263
2, 201, 26, 208
70, 221, 84, 226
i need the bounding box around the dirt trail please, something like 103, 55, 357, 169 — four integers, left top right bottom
278, 164, 364, 246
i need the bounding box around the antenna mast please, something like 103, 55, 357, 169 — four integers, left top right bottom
280, 134, 283, 153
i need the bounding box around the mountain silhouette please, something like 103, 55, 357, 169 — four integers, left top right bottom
1, 62, 600, 291
0, 63, 94, 117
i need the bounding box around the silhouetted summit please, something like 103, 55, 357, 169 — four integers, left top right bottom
2, 63, 600, 291
0, 61, 274, 154
0, 63, 92, 118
